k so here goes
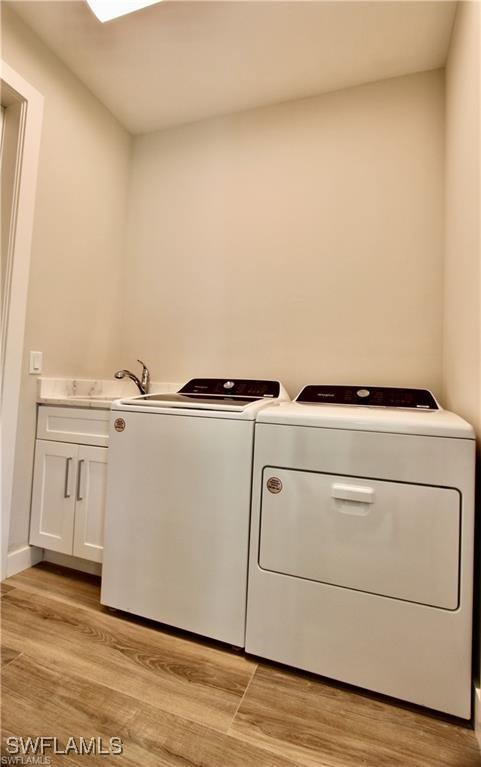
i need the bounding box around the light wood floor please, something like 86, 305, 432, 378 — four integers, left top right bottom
1, 563, 480, 766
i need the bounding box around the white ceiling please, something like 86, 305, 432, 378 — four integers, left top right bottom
8, 0, 456, 134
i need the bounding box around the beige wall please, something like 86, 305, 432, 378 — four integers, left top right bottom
123, 70, 445, 397
444, 1, 481, 697
444, 2, 481, 432
3, 13, 447, 552
2, 6, 131, 551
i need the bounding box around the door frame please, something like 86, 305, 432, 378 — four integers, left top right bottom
1, 61, 44, 580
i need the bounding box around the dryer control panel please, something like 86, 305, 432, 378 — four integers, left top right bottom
296, 386, 439, 410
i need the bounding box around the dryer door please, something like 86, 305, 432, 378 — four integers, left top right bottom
259, 468, 460, 609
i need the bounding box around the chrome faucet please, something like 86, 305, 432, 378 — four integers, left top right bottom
114, 359, 151, 395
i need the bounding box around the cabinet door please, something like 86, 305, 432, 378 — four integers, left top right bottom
73, 446, 108, 563
29, 440, 77, 554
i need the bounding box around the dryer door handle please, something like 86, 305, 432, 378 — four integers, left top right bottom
331, 483, 374, 505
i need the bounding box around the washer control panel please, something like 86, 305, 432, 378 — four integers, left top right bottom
296, 385, 439, 410
179, 379, 280, 399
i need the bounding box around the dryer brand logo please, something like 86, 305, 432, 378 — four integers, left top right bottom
114, 418, 126, 433
266, 477, 283, 494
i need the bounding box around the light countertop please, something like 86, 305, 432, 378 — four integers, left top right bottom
37, 378, 183, 410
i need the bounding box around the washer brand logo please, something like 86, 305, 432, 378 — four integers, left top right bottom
266, 477, 282, 494
114, 418, 126, 432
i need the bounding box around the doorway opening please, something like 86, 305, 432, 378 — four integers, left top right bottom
1, 62, 43, 579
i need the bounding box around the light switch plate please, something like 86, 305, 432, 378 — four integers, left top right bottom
29, 351, 43, 374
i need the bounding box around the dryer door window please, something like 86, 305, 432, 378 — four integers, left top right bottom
259, 468, 460, 610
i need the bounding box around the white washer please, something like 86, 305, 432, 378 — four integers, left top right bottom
245, 385, 475, 718
101, 378, 288, 646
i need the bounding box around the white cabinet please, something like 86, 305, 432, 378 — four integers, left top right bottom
30, 407, 109, 563
29, 440, 77, 555
73, 446, 108, 563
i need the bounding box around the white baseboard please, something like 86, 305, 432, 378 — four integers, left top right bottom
475, 686, 481, 751
42, 550, 102, 576
6, 544, 43, 577
4, 546, 102, 579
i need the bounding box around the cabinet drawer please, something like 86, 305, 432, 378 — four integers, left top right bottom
37, 406, 109, 447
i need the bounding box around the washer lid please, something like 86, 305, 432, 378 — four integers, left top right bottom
115, 378, 286, 416
118, 392, 258, 412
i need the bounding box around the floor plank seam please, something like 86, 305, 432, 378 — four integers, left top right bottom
3, 583, 101, 615
1, 651, 23, 669
3, 648, 239, 739
2, 582, 256, 682
227, 662, 258, 732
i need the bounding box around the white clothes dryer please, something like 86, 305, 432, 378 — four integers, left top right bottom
245, 385, 475, 718
101, 378, 288, 646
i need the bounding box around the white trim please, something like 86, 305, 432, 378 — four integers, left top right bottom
475, 685, 481, 751
1, 98, 24, 386
1, 62, 44, 580
5, 545, 102, 578
6, 544, 43, 577
42, 550, 102, 577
